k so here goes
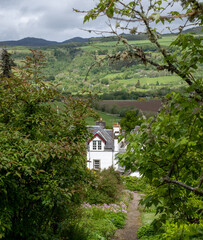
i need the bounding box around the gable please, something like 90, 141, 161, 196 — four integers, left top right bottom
88, 133, 106, 144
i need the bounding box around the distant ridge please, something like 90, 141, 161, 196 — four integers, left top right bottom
0, 37, 58, 47
62, 37, 88, 44
0, 27, 201, 47
0, 36, 88, 47
182, 26, 202, 34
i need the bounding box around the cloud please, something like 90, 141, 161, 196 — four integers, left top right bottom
0, 0, 98, 41
0, 0, 200, 42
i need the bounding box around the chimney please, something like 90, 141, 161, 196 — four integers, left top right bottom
113, 123, 120, 138
96, 118, 106, 129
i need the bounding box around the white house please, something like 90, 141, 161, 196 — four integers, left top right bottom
87, 119, 126, 171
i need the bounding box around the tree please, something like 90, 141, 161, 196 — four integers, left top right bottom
135, 79, 141, 88
77, 0, 203, 227
120, 109, 143, 133
0, 50, 93, 239
0, 48, 15, 78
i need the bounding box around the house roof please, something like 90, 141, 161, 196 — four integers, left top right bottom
88, 132, 107, 144
88, 125, 114, 150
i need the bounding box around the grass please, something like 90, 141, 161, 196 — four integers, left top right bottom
81, 36, 177, 52
140, 206, 158, 225
141, 211, 157, 225
100, 72, 185, 87
86, 111, 121, 128
117, 75, 182, 85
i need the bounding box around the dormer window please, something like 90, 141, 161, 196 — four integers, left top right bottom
92, 140, 102, 150
93, 140, 97, 150
98, 141, 102, 150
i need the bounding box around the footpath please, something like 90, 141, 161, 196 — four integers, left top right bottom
112, 192, 142, 240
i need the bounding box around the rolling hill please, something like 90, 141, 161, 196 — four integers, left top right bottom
0, 36, 88, 47
0, 26, 201, 47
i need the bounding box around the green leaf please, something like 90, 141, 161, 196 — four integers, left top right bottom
106, 7, 114, 18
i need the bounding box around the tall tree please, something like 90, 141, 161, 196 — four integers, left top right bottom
0, 50, 93, 239
0, 48, 15, 78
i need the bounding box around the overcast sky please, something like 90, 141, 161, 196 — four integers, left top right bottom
0, 0, 201, 42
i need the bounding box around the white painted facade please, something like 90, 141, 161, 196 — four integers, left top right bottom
87, 121, 126, 171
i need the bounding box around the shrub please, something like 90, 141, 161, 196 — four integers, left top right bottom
81, 201, 128, 239
122, 176, 150, 193
85, 167, 124, 204
161, 221, 203, 240
137, 224, 156, 239
106, 212, 126, 228
137, 224, 163, 240
0, 49, 92, 239
137, 221, 203, 240
60, 222, 90, 240
83, 218, 116, 240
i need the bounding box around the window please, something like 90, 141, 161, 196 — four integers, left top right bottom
93, 140, 97, 150
98, 141, 102, 150
92, 140, 102, 150
93, 160, 100, 170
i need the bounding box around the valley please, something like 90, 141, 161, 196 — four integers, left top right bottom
7, 32, 202, 100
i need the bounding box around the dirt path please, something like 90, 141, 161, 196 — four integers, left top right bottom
112, 192, 143, 240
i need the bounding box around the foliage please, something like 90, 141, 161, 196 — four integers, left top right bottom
81, 207, 116, 240
81, 200, 129, 239
161, 221, 203, 240
120, 90, 203, 225
58, 222, 91, 240
85, 218, 116, 240
137, 221, 203, 240
120, 110, 144, 133
137, 224, 161, 240
0, 49, 16, 78
121, 176, 150, 193
0, 49, 92, 239
85, 167, 124, 204
106, 212, 126, 228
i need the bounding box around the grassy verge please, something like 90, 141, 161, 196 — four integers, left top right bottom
138, 202, 203, 240
141, 207, 157, 225
73, 190, 133, 240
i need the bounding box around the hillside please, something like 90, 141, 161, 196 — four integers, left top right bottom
182, 26, 202, 34
0, 36, 88, 47
0, 26, 201, 47
0, 37, 58, 47
4, 28, 202, 101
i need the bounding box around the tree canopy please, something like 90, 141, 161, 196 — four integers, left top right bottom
120, 109, 143, 133
0, 49, 93, 239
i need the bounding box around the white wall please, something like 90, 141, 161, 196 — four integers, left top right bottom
87, 150, 114, 170
87, 132, 124, 171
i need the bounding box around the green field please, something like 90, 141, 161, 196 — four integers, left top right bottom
119, 75, 181, 85
81, 35, 177, 51
86, 111, 121, 128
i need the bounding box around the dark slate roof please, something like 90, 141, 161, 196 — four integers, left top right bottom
88, 125, 114, 150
